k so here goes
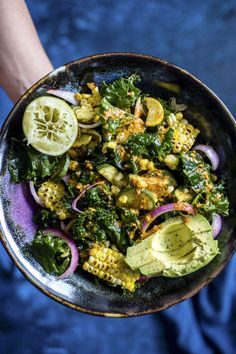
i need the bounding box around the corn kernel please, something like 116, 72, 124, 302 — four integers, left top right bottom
118, 195, 128, 204
82, 244, 140, 291
175, 112, 183, 120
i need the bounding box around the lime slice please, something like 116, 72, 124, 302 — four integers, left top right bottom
22, 96, 78, 156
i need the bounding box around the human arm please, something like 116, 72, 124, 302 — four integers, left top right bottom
0, 0, 53, 102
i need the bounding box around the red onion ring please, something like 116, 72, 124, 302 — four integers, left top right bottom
78, 121, 102, 129
62, 174, 70, 184
29, 181, 44, 207
47, 89, 78, 105
212, 214, 222, 238
193, 144, 219, 171
71, 182, 100, 213
43, 228, 79, 278
137, 275, 151, 284
141, 202, 195, 233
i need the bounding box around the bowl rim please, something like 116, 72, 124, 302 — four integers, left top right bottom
1, 52, 236, 317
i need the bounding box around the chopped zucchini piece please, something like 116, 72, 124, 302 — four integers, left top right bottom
98, 164, 126, 188
145, 97, 164, 126
116, 187, 156, 210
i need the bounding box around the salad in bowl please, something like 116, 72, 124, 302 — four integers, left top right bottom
8, 73, 229, 293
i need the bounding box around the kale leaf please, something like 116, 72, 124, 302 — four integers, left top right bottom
33, 209, 60, 229
72, 207, 130, 252
100, 74, 141, 109
32, 231, 71, 275
158, 128, 174, 158
181, 151, 212, 193
125, 132, 161, 158
8, 139, 66, 183
119, 207, 141, 240
193, 182, 229, 216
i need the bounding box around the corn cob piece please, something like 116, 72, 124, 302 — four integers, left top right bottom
83, 244, 140, 292
172, 119, 200, 154
37, 181, 70, 220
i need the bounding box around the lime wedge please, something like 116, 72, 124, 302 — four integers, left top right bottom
22, 96, 78, 156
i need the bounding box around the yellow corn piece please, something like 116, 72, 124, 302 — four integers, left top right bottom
172, 119, 200, 154
83, 244, 140, 292
38, 181, 70, 220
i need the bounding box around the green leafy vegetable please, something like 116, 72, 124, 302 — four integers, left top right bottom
125, 132, 161, 158
158, 98, 174, 118
33, 209, 60, 229
181, 151, 212, 193
193, 182, 229, 216
158, 128, 174, 158
32, 231, 71, 275
119, 207, 141, 240
100, 74, 141, 109
8, 139, 66, 183
72, 206, 130, 252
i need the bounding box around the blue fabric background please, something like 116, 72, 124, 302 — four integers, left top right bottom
0, 1, 236, 353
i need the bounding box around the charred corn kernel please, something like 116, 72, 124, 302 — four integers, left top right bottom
137, 180, 148, 189
87, 82, 102, 106
75, 170, 81, 177
139, 158, 149, 170
87, 82, 96, 90
69, 160, 79, 171
147, 161, 155, 170
83, 261, 89, 271
107, 141, 117, 149
118, 195, 128, 204
85, 161, 93, 170
74, 93, 82, 101
81, 93, 92, 99
164, 154, 180, 170
38, 181, 70, 220
83, 244, 140, 291
73, 102, 95, 122
166, 113, 177, 127
172, 119, 200, 153
175, 112, 183, 120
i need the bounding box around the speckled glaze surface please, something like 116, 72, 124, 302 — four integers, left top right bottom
0, 53, 236, 317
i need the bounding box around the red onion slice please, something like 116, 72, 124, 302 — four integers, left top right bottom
62, 174, 70, 184
43, 228, 79, 278
47, 89, 79, 105
141, 202, 195, 233
78, 121, 102, 129
29, 181, 44, 207
212, 214, 222, 238
193, 144, 219, 171
137, 275, 152, 283
72, 182, 100, 213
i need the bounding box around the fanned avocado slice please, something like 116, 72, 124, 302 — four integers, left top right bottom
125, 214, 219, 277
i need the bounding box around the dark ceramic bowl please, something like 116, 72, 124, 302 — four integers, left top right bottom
1, 53, 236, 317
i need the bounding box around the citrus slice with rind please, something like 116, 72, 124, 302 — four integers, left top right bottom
22, 96, 78, 156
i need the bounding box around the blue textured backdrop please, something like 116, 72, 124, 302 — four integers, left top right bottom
1, 1, 236, 353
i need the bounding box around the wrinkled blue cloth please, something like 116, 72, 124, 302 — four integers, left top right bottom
1, 1, 236, 353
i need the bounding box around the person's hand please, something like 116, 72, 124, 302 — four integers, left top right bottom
0, 0, 53, 102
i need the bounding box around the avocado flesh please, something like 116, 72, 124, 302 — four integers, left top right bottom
125, 215, 219, 277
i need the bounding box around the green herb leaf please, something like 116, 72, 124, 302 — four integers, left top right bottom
100, 74, 141, 109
